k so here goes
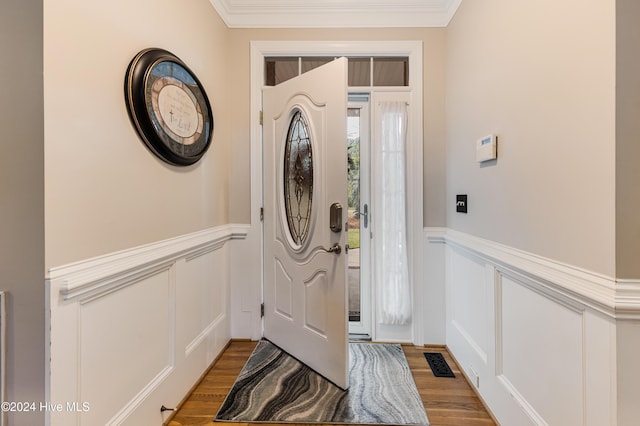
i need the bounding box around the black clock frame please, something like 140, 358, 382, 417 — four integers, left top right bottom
124, 48, 214, 166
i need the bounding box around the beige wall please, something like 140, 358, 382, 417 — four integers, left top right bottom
0, 0, 45, 424
616, 0, 640, 279
446, 0, 617, 276
44, 0, 231, 269
227, 28, 447, 227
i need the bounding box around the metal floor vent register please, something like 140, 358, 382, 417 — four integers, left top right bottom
423, 352, 455, 378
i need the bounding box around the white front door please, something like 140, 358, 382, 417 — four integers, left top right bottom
262, 58, 349, 389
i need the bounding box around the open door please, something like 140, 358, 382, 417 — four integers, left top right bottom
263, 58, 349, 389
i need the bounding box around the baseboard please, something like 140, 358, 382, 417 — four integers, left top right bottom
162, 338, 233, 426
443, 345, 500, 426
422, 344, 447, 349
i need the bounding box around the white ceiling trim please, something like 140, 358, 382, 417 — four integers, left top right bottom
209, 0, 462, 28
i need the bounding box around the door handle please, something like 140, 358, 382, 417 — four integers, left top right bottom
323, 243, 342, 255
354, 204, 369, 228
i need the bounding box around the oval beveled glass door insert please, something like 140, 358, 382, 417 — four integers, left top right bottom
284, 110, 313, 246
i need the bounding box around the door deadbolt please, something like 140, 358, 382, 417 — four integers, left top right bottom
329, 202, 343, 233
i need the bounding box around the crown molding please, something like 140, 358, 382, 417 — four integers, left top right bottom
209, 0, 462, 28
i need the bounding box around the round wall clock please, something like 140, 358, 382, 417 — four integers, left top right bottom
125, 48, 214, 166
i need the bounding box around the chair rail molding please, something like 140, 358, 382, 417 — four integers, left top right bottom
425, 227, 640, 320
45, 223, 248, 426
48, 224, 249, 301
616, 278, 640, 319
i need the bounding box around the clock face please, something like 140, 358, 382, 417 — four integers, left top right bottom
125, 49, 214, 166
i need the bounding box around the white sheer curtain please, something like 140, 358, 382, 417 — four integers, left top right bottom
372, 101, 411, 325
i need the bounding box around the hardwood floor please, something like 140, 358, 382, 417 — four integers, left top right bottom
403, 346, 496, 426
167, 341, 496, 426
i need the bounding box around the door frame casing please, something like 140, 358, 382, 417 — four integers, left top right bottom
249, 40, 424, 344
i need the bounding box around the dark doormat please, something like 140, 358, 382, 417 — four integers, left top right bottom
423, 352, 455, 378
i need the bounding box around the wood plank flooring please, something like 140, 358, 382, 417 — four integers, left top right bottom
167, 341, 496, 426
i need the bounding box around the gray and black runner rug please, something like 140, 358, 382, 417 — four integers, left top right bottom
215, 340, 429, 425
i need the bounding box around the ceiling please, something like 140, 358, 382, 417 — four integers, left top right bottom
208, 0, 462, 28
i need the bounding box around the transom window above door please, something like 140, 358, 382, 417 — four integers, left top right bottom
265, 56, 408, 87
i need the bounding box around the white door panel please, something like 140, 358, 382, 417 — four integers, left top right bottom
263, 57, 349, 389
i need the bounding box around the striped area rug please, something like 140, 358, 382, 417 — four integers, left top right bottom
215, 340, 429, 425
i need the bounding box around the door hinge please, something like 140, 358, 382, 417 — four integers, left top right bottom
260, 303, 265, 318
259, 111, 263, 125
260, 207, 264, 221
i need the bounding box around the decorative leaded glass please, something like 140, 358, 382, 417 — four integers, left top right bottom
284, 110, 313, 246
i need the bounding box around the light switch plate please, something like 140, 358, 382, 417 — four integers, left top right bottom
456, 195, 467, 213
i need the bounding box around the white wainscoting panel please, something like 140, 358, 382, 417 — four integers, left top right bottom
447, 246, 489, 363
0, 291, 5, 426
498, 272, 584, 425
616, 319, 640, 425
422, 228, 446, 344
429, 228, 622, 426
81, 268, 174, 425
180, 248, 227, 358
46, 224, 247, 426
229, 226, 263, 340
